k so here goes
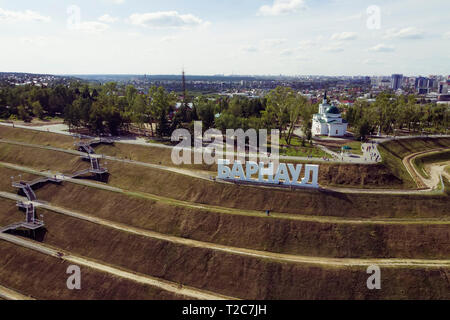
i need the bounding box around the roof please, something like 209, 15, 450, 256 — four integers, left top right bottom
325, 106, 341, 114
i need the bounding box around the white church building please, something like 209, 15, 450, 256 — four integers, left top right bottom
312, 92, 348, 137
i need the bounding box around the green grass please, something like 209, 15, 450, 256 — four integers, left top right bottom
279, 136, 329, 158
328, 141, 364, 156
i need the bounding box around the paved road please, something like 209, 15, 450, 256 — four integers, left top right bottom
0, 232, 234, 300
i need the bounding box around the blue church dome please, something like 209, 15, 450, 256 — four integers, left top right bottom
325, 106, 340, 114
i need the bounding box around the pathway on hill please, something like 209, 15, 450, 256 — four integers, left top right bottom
0, 137, 444, 196
403, 149, 449, 190
0, 122, 380, 165
1, 192, 449, 268
0, 284, 34, 300
0, 232, 235, 300
2, 162, 449, 225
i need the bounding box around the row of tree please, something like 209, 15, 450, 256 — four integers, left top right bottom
345, 93, 449, 140
1, 82, 448, 143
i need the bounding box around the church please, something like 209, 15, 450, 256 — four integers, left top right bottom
312, 92, 348, 137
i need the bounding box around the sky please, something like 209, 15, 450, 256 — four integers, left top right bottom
0, 0, 449, 76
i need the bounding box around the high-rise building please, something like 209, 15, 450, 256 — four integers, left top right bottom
391, 74, 403, 90
415, 76, 431, 94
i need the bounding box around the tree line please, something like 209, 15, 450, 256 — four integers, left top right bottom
1, 82, 448, 143
345, 93, 449, 140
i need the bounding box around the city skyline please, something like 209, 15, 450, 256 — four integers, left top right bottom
0, 0, 449, 76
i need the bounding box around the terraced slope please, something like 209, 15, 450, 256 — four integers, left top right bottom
0, 127, 449, 300
3, 125, 444, 189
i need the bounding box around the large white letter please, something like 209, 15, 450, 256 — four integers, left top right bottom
288, 164, 303, 185
301, 165, 319, 188
231, 161, 246, 181
217, 159, 231, 179
246, 161, 259, 181
258, 162, 275, 184
203, 128, 223, 165
367, 265, 381, 290
194, 121, 203, 165
171, 129, 191, 165
274, 163, 290, 185
66, 265, 81, 290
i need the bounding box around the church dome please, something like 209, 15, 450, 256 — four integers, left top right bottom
325, 106, 340, 114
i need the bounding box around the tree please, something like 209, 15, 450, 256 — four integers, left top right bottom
17, 105, 31, 122
196, 99, 216, 130
32, 101, 44, 119
147, 86, 176, 138
262, 86, 304, 145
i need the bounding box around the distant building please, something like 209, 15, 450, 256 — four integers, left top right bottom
415, 76, 431, 94
312, 92, 348, 137
438, 81, 448, 94
391, 74, 403, 91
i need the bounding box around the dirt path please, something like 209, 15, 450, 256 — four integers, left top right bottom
403, 149, 450, 189
0, 284, 34, 300
0, 233, 235, 300
0, 139, 445, 195
1, 167, 449, 226
1, 192, 449, 269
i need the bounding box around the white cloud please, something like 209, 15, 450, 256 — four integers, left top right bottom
104, 0, 125, 4
368, 43, 395, 52
75, 21, 109, 33
444, 31, 450, 39
262, 38, 287, 47
337, 13, 363, 22
322, 42, 344, 52
383, 27, 424, 40
258, 0, 306, 16
98, 14, 119, 23
129, 11, 207, 28
363, 59, 382, 65
241, 45, 259, 53
0, 8, 50, 23
280, 48, 294, 56
323, 45, 344, 53
160, 36, 177, 43
19, 36, 50, 47
331, 32, 357, 41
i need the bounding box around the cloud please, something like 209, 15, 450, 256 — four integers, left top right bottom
73, 21, 110, 33
323, 42, 344, 52
363, 59, 382, 65
98, 14, 119, 23
0, 8, 51, 23
19, 36, 50, 47
280, 49, 294, 56
383, 27, 424, 40
241, 45, 259, 53
331, 32, 357, 41
160, 36, 177, 43
104, 0, 125, 4
262, 38, 287, 47
258, 0, 306, 16
129, 11, 208, 28
444, 31, 450, 39
368, 43, 395, 52
337, 13, 363, 22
